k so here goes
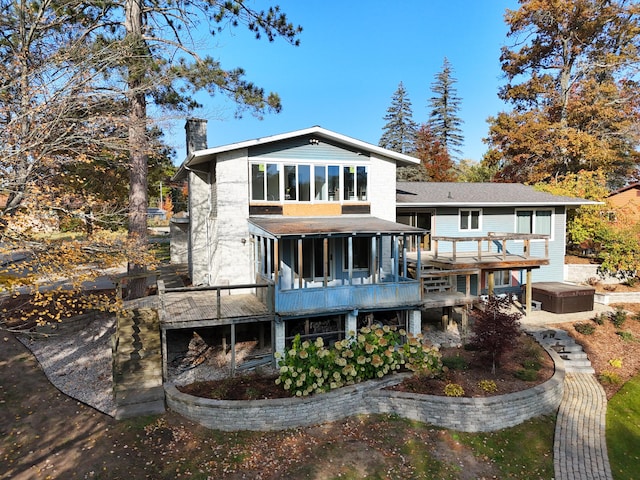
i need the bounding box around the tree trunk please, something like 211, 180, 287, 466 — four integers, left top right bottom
125, 0, 149, 299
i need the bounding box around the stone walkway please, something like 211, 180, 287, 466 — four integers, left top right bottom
555, 373, 612, 480
523, 309, 614, 480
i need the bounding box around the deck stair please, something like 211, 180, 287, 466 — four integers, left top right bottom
112, 307, 165, 419
527, 327, 595, 374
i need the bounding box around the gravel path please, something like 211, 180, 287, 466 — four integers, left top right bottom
18, 316, 116, 417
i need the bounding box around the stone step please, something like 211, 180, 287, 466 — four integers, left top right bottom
560, 352, 588, 361
565, 365, 595, 374
563, 358, 592, 368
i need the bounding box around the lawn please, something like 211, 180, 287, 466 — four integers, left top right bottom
607, 373, 640, 480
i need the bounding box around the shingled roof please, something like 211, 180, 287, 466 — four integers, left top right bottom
396, 182, 598, 207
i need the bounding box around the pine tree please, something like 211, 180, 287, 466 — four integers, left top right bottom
379, 82, 418, 154
428, 58, 464, 159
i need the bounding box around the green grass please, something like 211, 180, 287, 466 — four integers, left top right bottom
458, 414, 556, 479
607, 373, 640, 480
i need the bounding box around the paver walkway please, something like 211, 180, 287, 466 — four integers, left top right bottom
523, 315, 613, 480
555, 373, 612, 480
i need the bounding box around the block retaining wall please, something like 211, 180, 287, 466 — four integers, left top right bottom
165, 346, 565, 433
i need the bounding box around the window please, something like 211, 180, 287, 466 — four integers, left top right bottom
251, 163, 280, 201
301, 238, 329, 279
486, 270, 511, 288
516, 209, 552, 237
250, 161, 368, 203
459, 209, 481, 231
314, 166, 326, 200
343, 237, 370, 270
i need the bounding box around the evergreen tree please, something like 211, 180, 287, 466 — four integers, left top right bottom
428, 58, 464, 159
379, 82, 418, 154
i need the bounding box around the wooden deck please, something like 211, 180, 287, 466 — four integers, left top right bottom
422, 291, 476, 309
159, 291, 273, 329
422, 252, 549, 270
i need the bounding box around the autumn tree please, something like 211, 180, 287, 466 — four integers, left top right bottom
428, 58, 464, 159
456, 159, 497, 183
485, 0, 640, 185
470, 295, 521, 374
379, 82, 418, 154
415, 124, 457, 182
535, 169, 640, 274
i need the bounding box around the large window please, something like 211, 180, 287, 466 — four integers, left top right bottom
250, 161, 368, 203
516, 209, 552, 237
459, 209, 481, 231
251, 163, 281, 201
343, 237, 370, 270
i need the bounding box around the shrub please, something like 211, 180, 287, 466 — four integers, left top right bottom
444, 383, 465, 397
276, 327, 443, 397
442, 354, 468, 371
469, 295, 521, 374
634, 312, 640, 322
611, 307, 627, 329
477, 379, 498, 393
616, 331, 635, 342
522, 360, 541, 371
574, 322, 596, 335
592, 312, 606, 325
599, 371, 622, 385
514, 369, 538, 381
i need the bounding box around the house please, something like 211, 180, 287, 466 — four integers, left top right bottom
396, 182, 597, 311
608, 182, 640, 222
169, 120, 426, 372
168, 121, 596, 376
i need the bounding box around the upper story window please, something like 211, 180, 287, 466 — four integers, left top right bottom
516, 209, 553, 239
459, 209, 481, 231
251, 161, 368, 203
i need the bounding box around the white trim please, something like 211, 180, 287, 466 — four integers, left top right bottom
458, 208, 482, 232
514, 208, 555, 241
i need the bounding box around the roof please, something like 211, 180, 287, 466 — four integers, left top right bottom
396, 182, 599, 207
248, 216, 425, 238
174, 126, 419, 180
609, 182, 640, 196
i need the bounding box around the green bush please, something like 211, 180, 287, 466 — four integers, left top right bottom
522, 360, 541, 371
592, 313, 607, 326
611, 307, 627, 329
514, 369, 538, 381
616, 330, 635, 342
275, 326, 443, 397
442, 354, 469, 371
599, 370, 622, 385
574, 322, 596, 335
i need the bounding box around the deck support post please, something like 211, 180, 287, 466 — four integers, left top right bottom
230, 323, 236, 375
274, 318, 285, 360
408, 309, 421, 336
441, 306, 452, 330
488, 271, 495, 296
525, 269, 532, 316
346, 311, 357, 337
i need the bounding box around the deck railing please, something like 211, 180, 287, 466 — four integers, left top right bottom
432, 233, 549, 262
157, 280, 275, 320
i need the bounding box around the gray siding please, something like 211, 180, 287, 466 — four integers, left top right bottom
250, 137, 368, 162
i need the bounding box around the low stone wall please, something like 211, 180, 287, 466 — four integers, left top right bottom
595, 292, 640, 306
165, 347, 565, 433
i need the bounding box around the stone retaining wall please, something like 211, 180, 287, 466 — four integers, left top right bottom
165, 347, 565, 433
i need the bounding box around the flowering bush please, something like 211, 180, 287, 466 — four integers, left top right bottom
275, 325, 442, 397
477, 379, 498, 393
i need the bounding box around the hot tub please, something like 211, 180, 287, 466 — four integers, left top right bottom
531, 282, 595, 314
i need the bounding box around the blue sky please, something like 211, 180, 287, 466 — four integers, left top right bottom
167, 0, 518, 164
